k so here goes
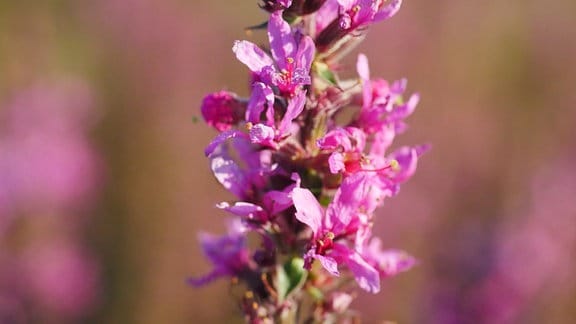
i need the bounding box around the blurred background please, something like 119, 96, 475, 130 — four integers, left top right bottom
0, 0, 575, 323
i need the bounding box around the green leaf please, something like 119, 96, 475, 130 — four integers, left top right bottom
276, 263, 290, 303
276, 258, 307, 302
307, 286, 324, 301
244, 21, 268, 32
314, 61, 337, 86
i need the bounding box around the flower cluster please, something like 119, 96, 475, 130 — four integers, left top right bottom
192, 0, 426, 322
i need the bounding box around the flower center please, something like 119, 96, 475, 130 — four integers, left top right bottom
315, 232, 335, 255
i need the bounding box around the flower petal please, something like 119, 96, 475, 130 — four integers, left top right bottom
233, 40, 274, 73
204, 130, 245, 157
373, 0, 402, 22
337, 246, 380, 293
210, 154, 249, 198
268, 11, 297, 70
249, 123, 276, 146
245, 82, 275, 124
316, 254, 340, 276
292, 188, 324, 234
216, 201, 267, 221
296, 35, 316, 74
278, 90, 306, 135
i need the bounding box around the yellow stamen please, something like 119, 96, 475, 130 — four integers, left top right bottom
389, 159, 400, 171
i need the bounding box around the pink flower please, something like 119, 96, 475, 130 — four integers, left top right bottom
355, 53, 419, 138
205, 131, 275, 199
188, 220, 250, 286
233, 11, 315, 95
338, 0, 402, 31
201, 91, 244, 131
248, 90, 307, 148
292, 176, 381, 293
317, 127, 366, 174
362, 238, 416, 278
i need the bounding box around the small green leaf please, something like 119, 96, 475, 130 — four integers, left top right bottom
314, 62, 337, 86
276, 258, 307, 302
307, 286, 324, 301
276, 264, 290, 303
245, 21, 268, 32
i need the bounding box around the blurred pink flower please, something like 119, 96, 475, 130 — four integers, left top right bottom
22, 242, 100, 318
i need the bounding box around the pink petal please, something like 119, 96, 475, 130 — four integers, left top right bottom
296, 35, 316, 72
373, 0, 402, 22
233, 40, 274, 73
245, 82, 275, 124
345, 250, 380, 293
268, 11, 297, 70
278, 90, 306, 135
292, 188, 324, 234
216, 201, 266, 221
356, 53, 370, 80
317, 254, 340, 276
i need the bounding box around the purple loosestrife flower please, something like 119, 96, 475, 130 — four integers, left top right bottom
216, 173, 300, 227
188, 220, 250, 286
292, 174, 382, 293
233, 11, 315, 96
355, 53, 419, 137
338, 0, 402, 31
361, 238, 416, 278
317, 127, 367, 174
206, 131, 274, 200
193, 1, 424, 321
201, 90, 245, 131
248, 90, 307, 147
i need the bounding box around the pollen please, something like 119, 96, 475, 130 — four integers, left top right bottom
389, 159, 400, 171
353, 5, 361, 12
286, 57, 294, 64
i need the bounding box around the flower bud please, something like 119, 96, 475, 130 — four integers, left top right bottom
201, 91, 245, 131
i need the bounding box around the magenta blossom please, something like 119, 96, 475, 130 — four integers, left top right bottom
317, 127, 367, 174
292, 175, 381, 293
193, 1, 425, 320
233, 11, 315, 95
216, 174, 301, 226
338, 0, 402, 31
362, 238, 416, 278
205, 131, 275, 200
201, 90, 245, 131
355, 53, 419, 137
188, 220, 250, 286
248, 90, 307, 148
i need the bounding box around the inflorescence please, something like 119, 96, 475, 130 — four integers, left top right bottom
191, 0, 427, 322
